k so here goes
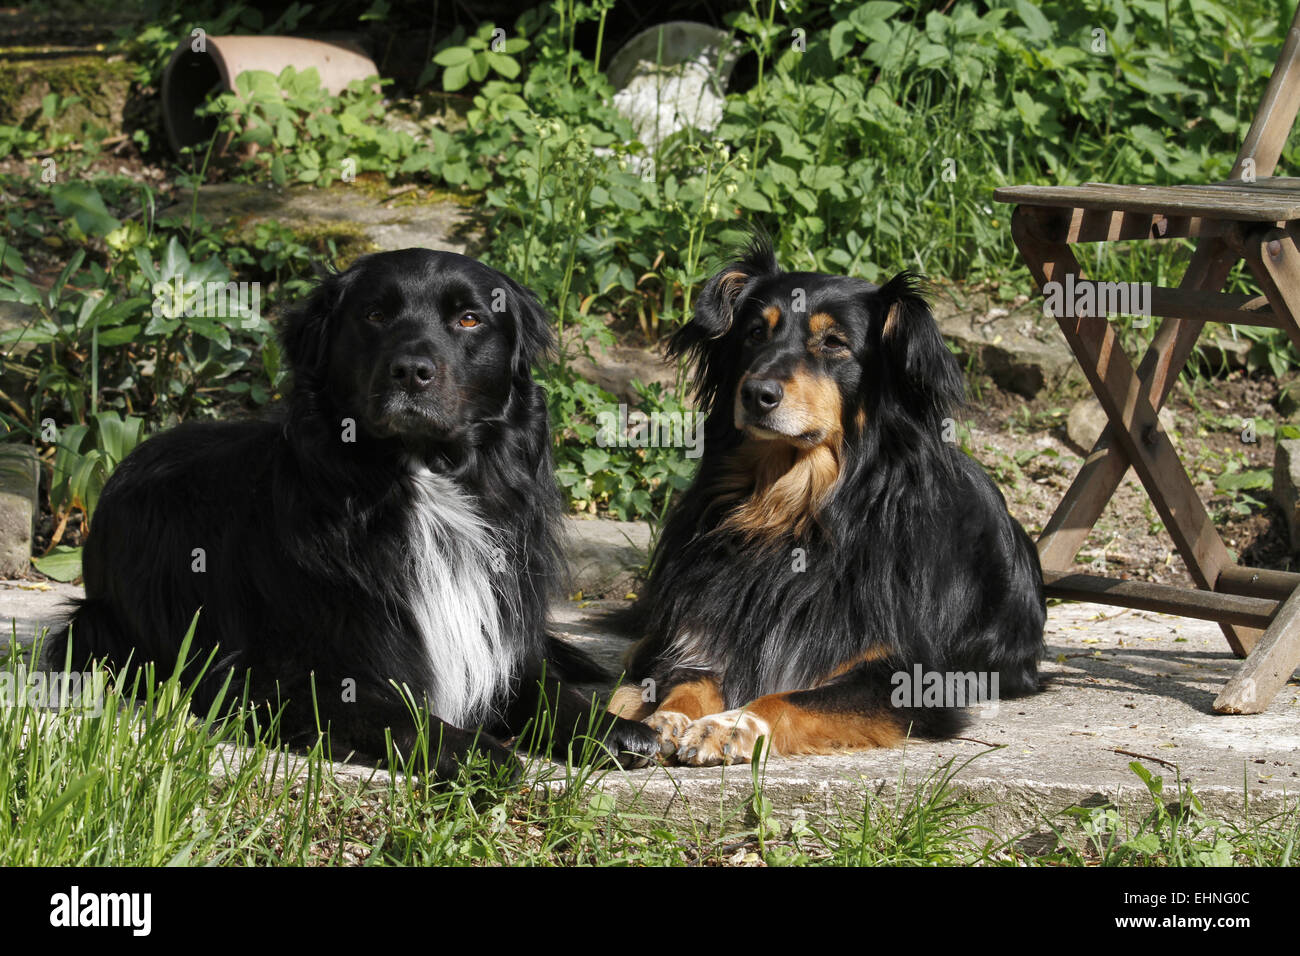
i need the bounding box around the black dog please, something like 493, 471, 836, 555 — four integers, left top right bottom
44, 248, 659, 777
609, 236, 1045, 765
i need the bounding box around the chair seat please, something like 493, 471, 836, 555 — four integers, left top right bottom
993, 177, 1300, 221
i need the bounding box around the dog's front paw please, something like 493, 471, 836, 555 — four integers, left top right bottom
601, 717, 661, 768
675, 709, 772, 767
643, 709, 693, 757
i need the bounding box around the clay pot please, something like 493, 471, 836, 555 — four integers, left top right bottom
161, 35, 378, 155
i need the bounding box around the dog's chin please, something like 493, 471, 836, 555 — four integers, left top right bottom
737, 417, 828, 448
369, 396, 457, 441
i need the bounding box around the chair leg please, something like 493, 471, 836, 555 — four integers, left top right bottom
1036, 317, 1205, 572
1204, 223, 1300, 706
1214, 583, 1300, 714
1011, 209, 1255, 655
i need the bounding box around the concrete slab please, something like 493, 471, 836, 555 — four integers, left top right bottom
552, 598, 1300, 836
0, 578, 78, 647
5, 579, 1297, 838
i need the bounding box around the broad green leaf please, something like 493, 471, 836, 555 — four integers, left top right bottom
32, 545, 84, 583
51, 183, 120, 238
433, 47, 474, 67
1013, 0, 1054, 41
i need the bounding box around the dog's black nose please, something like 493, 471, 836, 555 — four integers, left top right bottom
741, 378, 784, 414
390, 356, 436, 391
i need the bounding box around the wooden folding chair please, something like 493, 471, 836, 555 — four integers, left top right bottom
993, 9, 1300, 714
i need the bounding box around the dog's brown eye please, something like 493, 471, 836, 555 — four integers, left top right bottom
365, 310, 384, 324
458, 313, 480, 328
747, 325, 766, 342
824, 334, 849, 352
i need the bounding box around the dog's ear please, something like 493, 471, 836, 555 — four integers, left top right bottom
670, 233, 779, 407
675, 232, 779, 350
495, 274, 554, 377
280, 265, 348, 380
874, 272, 964, 422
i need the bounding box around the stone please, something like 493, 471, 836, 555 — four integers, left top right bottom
930, 296, 1077, 397
1, 299, 41, 400
565, 338, 677, 405
1195, 334, 1253, 374
606, 22, 740, 160
551, 599, 1300, 839
0, 55, 133, 138
1066, 398, 1108, 451
0, 445, 39, 577
563, 517, 652, 598
1065, 397, 1176, 453
158, 182, 473, 263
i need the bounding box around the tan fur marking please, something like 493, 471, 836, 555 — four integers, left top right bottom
883, 302, 902, 337
606, 684, 654, 721
763, 304, 781, 330
783, 371, 843, 436
718, 369, 844, 541
854, 407, 868, 431
656, 676, 725, 721
819, 645, 890, 684
719, 270, 749, 298
709, 270, 751, 335
746, 693, 902, 755
714, 440, 843, 542
809, 311, 835, 334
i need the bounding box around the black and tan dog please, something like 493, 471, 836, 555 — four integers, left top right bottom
610, 236, 1045, 765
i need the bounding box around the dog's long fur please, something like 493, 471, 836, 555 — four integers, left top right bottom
610, 237, 1046, 765
43, 248, 658, 777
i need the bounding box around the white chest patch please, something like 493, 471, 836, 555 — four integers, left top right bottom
402, 466, 517, 727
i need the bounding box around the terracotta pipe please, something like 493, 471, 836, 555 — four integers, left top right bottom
161, 35, 379, 155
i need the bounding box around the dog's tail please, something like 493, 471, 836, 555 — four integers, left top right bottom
38, 598, 123, 672
543, 633, 610, 684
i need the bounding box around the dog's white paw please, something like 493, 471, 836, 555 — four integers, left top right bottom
643, 710, 693, 756
675, 709, 771, 766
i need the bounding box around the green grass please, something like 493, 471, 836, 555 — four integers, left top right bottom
3, 631, 1296, 866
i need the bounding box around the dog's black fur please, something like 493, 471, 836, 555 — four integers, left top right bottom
44, 248, 659, 778
611, 237, 1045, 765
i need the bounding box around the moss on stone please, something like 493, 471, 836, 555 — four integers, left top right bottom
221, 218, 379, 270
0, 54, 134, 138
348, 171, 479, 208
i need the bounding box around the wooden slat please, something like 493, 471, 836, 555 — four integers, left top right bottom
1043, 570, 1278, 629
1214, 584, 1300, 714
1244, 225, 1300, 356
1209, 176, 1300, 192
993, 183, 1300, 221
1024, 208, 1208, 244
1146, 288, 1277, 326
1217, 565, 1300, 602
